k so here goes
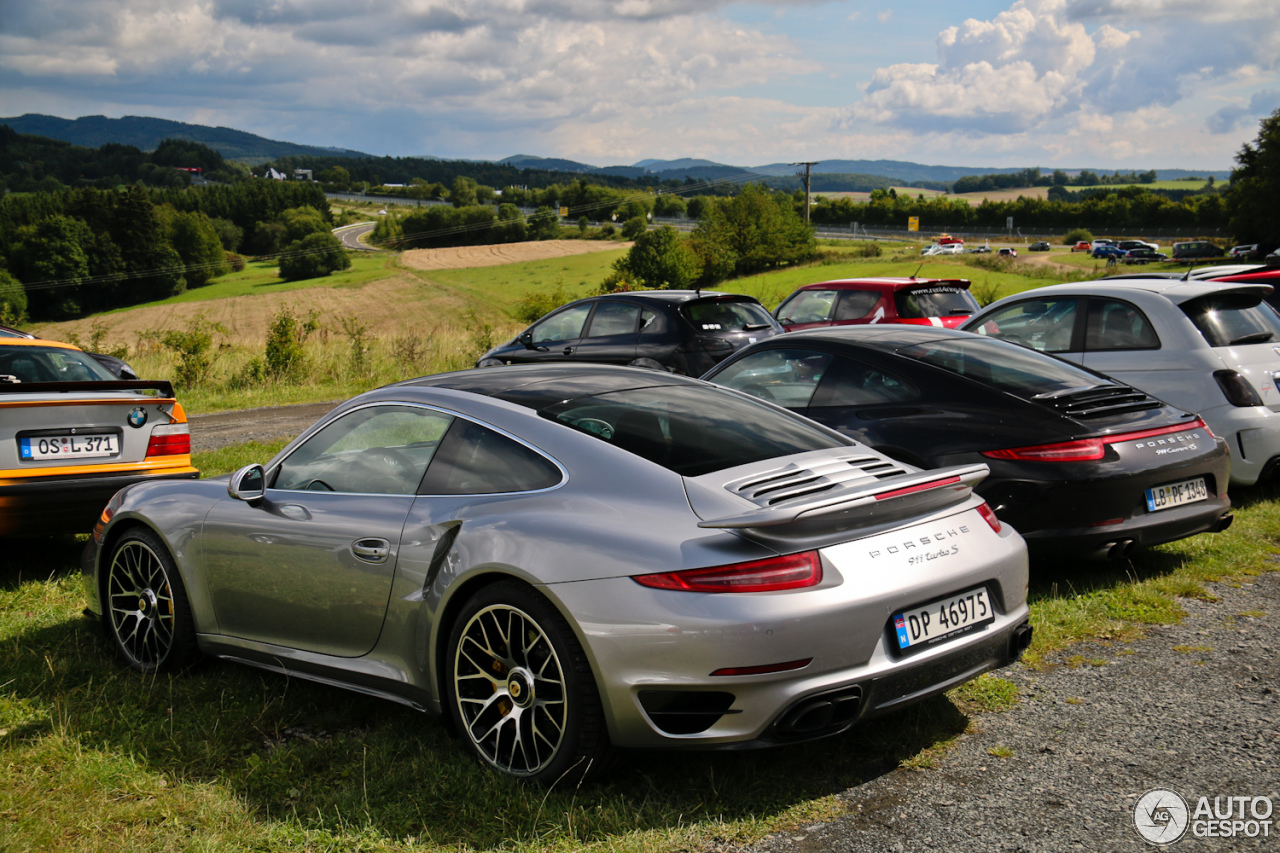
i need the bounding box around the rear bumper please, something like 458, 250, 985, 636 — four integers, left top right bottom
0, 466, 199, 536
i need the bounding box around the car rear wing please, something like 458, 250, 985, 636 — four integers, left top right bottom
0, 379, 176, 398
696, 462, 989, 531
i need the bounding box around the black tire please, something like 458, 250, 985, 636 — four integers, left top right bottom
104, 528, 200, 673
445, 580, 612, 785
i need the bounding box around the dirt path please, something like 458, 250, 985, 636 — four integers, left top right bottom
188, 401, 340, 453
400, 239, 630, 271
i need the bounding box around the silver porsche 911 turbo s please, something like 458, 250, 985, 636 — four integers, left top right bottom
82, 364, 1032, 784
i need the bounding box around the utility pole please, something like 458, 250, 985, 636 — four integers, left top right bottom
792, 161, 819, 224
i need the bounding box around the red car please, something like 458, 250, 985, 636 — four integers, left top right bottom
937, 234, 964, 246
1071, 241, 1091, 252
774, 278, 981, 331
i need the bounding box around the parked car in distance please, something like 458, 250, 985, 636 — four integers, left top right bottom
1093, 245, 1128, 259
0, 337, 197, 536
774, 278, 980, 331
703, 326, 1232, 558
970, 246, 993, 254
1122, 248, 1168, 265
937, 234, 964, 246
920, 243, 943, 256
998, 248, 1018, 258
1229, 244, 1260, 260
1028, 242, 1051, 252
1091, 239, 1118, 251
1118, 240, 1159, 253
83, 363, 1033, 784
0, 325, 139, 378
476, 291, 782, 377
1071, 241, 1092, 252
962, 279, 1280, 485
1172, 241, 1226, 261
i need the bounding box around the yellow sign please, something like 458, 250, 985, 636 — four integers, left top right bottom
559, 207, 569, 217
908, 216, 919, 232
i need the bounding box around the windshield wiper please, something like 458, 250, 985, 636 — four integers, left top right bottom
742, 323, 774, 331
1227, 331, 1274, 345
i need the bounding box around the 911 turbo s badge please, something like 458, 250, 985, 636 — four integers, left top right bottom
128, 407, 148, 428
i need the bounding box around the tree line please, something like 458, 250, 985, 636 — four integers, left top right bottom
0, 180, 344, 322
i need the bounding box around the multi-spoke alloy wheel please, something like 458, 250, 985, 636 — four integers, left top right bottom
446, 582, 611, 784
105, 529, 198, 673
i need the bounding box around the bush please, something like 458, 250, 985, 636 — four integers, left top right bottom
1063, 227, 1093, 245
613, 226, 702, 289
514, 284, 571, 323
278, 232, 351, 282
265, 305, 320, 378
621, 216, 648, 240
159, 315, 226, 388
0, 270, 27, 325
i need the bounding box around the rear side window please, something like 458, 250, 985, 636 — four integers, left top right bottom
899, 337, 1111, 398
711, 348, 834, 408
835, 290, 881, 321
544, 384, 842, 477
812, 357, 920, 406
420, 419, 562, 495
586, 302, 641, 337
1182, 293, 1280, 347
1084, 299, 1160, 350
896, 287, 979, 319
777, 290, 836, 325
682, 299, 775, 332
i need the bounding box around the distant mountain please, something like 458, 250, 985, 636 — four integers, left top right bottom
500, 154, 598, 172
751, 160, 1232, 183
0, 114, 373, 162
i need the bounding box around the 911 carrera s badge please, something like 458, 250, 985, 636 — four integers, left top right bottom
128, 407, 148, 428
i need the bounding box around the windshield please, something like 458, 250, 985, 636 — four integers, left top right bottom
0, 345, 118, 383
681, 299, 776, 333
542, 384, 843, 476
898, 336, 1115, 397
1181, 293, 1280, 347
895, 287, 979, 319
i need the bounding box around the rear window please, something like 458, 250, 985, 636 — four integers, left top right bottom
896, 287, 978, 319
542, 384, 842, 476
898, 337, 1114, 397
1182, 293, 1280, 347
681, 299, 776, 333
0, 345, 117, 383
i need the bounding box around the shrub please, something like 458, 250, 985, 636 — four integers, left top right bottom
265, 305, 320, 378
613, 226, 702, 289
278, 232, 351, 282
159, 315, 226, 388
621, 216, 648, 240
0, 270, 27, 325
1063, 227, 1093, 245
514, 284, 571, 323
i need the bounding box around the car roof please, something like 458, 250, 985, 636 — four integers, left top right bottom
752, 324, 977, 351
0, 337, 83, 351
987, 278, 1273, 306
595, 290, 758, 305
397, 363, 707, 410
789, 277, 972, 294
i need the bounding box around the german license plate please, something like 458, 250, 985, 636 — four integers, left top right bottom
1145, 477, 1207, 512
893, 586, 993, 650
19, 433, 119, 461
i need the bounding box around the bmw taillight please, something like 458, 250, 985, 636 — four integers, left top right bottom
633, 551, 822, 593
145, 423, 190, 457
982, 419, 1210, 463
1214, 370, 1264, 407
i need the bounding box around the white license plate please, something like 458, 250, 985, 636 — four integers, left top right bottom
893, 586, 993, 650
1145, 477, 1208, 512
19, 433, 119, 461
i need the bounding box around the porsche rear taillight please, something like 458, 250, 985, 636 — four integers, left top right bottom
976, 501, 1002, 533
145, 423, 190, 457
982, 419, 1210, 463
632, 551, 822, 593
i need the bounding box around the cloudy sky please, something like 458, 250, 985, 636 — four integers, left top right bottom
1, 0, 1277, 170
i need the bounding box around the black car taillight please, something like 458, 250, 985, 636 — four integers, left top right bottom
982, 419, 1211, 463
1214, 370, 1264, 407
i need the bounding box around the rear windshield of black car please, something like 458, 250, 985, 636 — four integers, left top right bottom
895, 287, 979, 319
898, 336, 1116, 397
680, 299, 776, 333
542, 384, 843, 477
1181, 293, 1280, 347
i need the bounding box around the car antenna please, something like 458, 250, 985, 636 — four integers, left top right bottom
1181, 266, 1193, 281
911, 264, 923, 279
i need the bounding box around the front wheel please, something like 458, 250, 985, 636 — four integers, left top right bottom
445, 581, 612, 784
104, 528, 200, 673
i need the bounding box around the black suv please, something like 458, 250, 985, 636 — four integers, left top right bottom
477, 291, 783, 375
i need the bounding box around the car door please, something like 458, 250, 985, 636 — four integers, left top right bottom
200, 404, 452, 657
569, 300, 642, 364
1076, 296, 1181, 401
507, 302, 594, 364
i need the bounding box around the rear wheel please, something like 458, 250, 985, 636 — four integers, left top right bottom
104, 528, 200, 673
445, 581, 612, 784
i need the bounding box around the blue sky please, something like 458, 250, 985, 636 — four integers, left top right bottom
1, 1, 1277, 170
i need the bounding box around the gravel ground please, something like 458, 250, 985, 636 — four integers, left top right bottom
188, 401, 338, 453
733, 572, 1279, 853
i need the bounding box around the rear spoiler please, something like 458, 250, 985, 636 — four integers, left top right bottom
697, 463, 989, 529
0, 379, 175, 398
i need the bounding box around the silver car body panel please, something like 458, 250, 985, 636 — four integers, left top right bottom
84, 370, 1030, 749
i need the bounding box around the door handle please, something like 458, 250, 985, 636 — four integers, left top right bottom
563, 346, 575, 355
352, 538, 391, 563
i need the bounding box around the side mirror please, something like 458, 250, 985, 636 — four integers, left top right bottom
519, 331, 535, 349
228, 464, 266, 505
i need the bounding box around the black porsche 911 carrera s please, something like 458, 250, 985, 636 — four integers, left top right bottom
703, 326, 1233, 558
